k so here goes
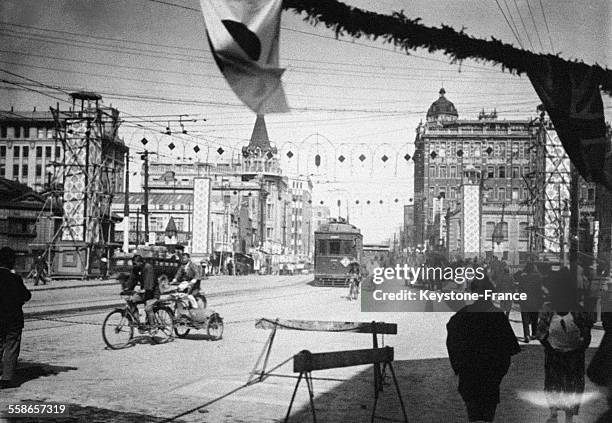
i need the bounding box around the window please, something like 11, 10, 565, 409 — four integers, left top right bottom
449, 165, 457, 178
498, 166, 506, 178
487, 166, 494, 179
473, 142, 481, 157
0, 146, 5, 157
13, 164, 19, 178
22, 146, 29, 158
174, 217, 184, 231
499, 142, 506, 158
498, 187, 505, 200
512, 166, 519, 179
7, 217, 37, 237
37, 128, 45, 139
588, 188, 595, 202
450, 187, 457, 199
500, 222, 509, 240
0, 126, 6, 138
35, 164, 42, 177
519, 222, 529, 239
512, 188, 519, 201
485, 221, 496, 239
55, 146, 61, 158
0, 164, 4, 177
439, 166, 447, 178
45, 146, 52, 158
36, 146, 42, 158
14, 126, 20, 138
523, 166, 530, 176
13, 146, 20, 158
23, 127, 30, 138
429, 165, 436, 178
266, 203, 273, 219
22, 164, 28, 177
266, 227, 273, 238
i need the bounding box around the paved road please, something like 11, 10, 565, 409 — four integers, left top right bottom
1, 276, 609, 422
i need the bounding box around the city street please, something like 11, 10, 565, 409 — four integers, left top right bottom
1, 275, 608, 422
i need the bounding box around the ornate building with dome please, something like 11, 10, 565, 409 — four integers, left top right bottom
413, 89, 542, 265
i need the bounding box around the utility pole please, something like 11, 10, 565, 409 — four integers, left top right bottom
123, 150, 130, 253
139, 150, 150, 244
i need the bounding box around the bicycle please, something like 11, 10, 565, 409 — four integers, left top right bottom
347, 275, 360, 301
102, 291, 174, 349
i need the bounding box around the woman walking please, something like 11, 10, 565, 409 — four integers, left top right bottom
537, 268, 592, 423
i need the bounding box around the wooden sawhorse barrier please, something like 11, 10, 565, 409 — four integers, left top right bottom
286, 346, 408, 423
250, 318, 397, 394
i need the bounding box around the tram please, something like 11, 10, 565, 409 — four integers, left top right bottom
314, 218, 363, 286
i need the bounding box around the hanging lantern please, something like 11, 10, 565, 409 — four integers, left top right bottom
379, 200, 384, 204
338, 155, 346, 163
233, 191, 238, 195
320, 200, 324, 205
286, 151, 294, 159
193, 145, 200, 153
315, 154, 321, 167
217, 147, 224, 155
141, 137, 148, 146
168, 142, 175, 150
456, 149, 464, 157
404, 153, 411, 161
381, 155, 388, 163
358, 154, 366, 162
394, 198, 399, 203
366, 200, 371, 204
430, 151, 437, 159
355, 200, 359, 204
485, 146, 493, 155
267, 151, 274, 159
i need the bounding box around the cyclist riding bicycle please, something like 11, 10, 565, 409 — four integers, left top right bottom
124, 255, 159, 327
171, 252, 203, 310
347, 262, 361, 300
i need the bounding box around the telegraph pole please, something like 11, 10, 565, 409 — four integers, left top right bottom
569, 164, 580, 279
138, 150, 152, 245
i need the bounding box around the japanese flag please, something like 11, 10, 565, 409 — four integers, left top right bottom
200, 0, 289, 114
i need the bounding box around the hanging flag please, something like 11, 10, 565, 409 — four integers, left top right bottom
199, 0, 289, 114
527, 57, 612, 190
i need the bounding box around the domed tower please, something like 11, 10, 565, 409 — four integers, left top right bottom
426, 88, 458, 123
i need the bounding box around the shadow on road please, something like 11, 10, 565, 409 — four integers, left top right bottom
7, 361, 77, 388
284, 345, 608, 423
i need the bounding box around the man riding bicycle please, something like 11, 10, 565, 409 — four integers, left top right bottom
172, 253, 202, 283
124, 255, 159, 327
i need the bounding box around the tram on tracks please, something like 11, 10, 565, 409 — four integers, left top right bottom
314, 218, 363, 286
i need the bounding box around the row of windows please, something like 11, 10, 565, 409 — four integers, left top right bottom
428, 140, 532, 159
0, 163, 53, 179
484, 221, 530, 240
429, 164, 530, 180
0, 145, 61, 159
0, 126, 54, 139
428, 185, 528, 204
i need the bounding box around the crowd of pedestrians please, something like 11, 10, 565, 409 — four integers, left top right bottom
442, 252, 611, 423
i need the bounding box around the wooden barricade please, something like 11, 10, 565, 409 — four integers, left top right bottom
250, 318, 397, 392
286, 346, 408, 423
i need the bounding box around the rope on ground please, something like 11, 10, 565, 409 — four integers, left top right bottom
159, 356, 294, 423
258, 317, 380, 332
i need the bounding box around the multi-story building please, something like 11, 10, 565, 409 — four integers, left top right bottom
413, 89, 599, 266
119, 115, 293, 260
0, 109, 62, 191
401, 204, 414, 250
288, 176, 313, 258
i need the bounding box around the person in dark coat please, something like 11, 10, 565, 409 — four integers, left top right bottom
446, 275, 521, 422
517, 262, 545, 343
537, 268, 592, 423
0, 247, 32, 389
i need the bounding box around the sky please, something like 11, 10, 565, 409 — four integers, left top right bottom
0, 0, 610, 243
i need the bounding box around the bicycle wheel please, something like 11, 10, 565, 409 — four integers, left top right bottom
151, 307, 174, 344
102, 309, 133, 349
173, 307, 191, 338
206, 313, 224, 341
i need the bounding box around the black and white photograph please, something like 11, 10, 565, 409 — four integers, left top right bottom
0, 0, 611, 422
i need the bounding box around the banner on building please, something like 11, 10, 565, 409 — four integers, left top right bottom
192, 177, 212, 256
462, 184, 480, 256
200, 0, 289, 114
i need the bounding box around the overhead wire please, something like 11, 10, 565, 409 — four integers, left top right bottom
525, 0, 545, 52
511, 0, 535, 51
492, 0, 524, 48
537, 0, 556, 52
501, 0, 525, 49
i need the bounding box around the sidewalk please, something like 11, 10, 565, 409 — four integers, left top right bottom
23, 274, 312, 317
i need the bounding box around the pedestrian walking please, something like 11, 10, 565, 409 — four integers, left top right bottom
495, 261, 515, 317
517, 262, 544, 343
537, 268, 592, 423
446, 276, 521, 422
0, 247, 32, 389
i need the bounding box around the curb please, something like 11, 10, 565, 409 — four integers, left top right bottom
29, 281, 120, 292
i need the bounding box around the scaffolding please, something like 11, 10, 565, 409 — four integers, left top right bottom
37, 92, 126, 278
